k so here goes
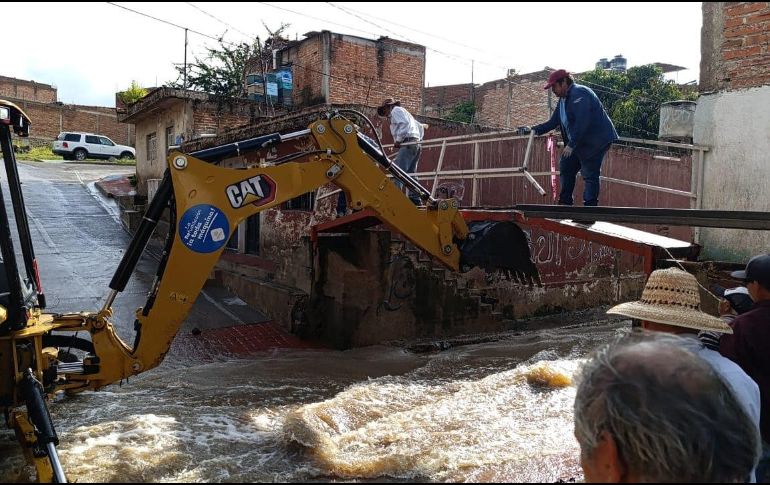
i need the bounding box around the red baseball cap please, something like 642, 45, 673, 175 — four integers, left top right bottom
543, 69, 570, 90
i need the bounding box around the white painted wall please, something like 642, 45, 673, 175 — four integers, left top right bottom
694, 85, 770, 261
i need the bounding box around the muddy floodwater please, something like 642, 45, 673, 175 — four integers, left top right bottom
0, 317, 627, 482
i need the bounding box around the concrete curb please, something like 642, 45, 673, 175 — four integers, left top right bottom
63, 160, 136, 167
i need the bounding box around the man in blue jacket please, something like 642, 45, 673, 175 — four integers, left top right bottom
526, 69, 618, 207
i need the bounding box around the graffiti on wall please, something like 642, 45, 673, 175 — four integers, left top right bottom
525, 227, 618, 283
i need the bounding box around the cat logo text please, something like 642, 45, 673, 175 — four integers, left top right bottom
225, 175, 276, 208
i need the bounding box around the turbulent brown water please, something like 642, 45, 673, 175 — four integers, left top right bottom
0, 318, 627, 482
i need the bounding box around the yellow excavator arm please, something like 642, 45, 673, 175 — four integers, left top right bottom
62, 116, 475, 390
0, 108, 537, 482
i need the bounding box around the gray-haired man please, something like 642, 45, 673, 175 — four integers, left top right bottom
574, 332, 760, 483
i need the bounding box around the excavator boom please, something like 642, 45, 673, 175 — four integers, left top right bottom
0, 107, 538, 482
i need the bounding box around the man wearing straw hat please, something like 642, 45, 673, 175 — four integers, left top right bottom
606, 268, 761, 438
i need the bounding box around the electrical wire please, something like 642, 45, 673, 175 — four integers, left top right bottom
106, 2, 665, 139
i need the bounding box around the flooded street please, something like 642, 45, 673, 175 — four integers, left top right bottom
0, 161, 629, 482
2, 318, 626, 482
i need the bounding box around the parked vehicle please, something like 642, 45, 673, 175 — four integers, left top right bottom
52, 132, 135, 161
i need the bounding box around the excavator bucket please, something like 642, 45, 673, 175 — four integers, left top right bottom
459, 221, 540, 285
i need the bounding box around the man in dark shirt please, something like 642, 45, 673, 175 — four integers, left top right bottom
719, 254, 770, 480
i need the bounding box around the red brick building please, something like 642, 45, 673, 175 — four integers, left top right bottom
423, 69, 555, 130
273, 31, 426, 112
0, 75, 57, 103
0, 75, 133, 146
421, 83, 475, 119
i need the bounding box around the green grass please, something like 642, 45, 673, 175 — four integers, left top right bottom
13, 145, 135, 165
15, 146, 63, 161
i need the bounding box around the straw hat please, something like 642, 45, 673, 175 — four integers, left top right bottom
376, 97, 400, 116
607, 268, 733, 334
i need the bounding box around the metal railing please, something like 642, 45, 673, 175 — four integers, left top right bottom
318, 131, 708, 213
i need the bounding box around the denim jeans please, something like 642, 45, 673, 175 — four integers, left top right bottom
336, 190, 347, 215
393, 142, 422, 204
558, 145, 610, 206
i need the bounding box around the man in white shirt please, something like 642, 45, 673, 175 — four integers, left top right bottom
377, 98, 424, 205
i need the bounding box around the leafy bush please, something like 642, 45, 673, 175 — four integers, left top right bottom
118, 81, 147, 105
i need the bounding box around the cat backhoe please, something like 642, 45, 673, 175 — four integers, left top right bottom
0, 100, 537, 482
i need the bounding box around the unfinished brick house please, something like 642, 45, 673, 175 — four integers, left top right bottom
422, 69, 556, 129
0, 75, 133, 147
273, 30, 425, 112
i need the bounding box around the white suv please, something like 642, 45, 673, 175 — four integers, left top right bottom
52, 132, 135, 161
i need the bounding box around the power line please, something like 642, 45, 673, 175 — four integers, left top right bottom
185, 2, 256, 42
255, 1, 382, 39
326, 2, 473, 67
106, 2, 234, 46
106, 2, 659, 137
328, 2, 490, 57
105, 2, 423, 93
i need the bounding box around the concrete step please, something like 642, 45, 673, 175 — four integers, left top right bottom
216, 268, 307, 333
216, 252, 277, 282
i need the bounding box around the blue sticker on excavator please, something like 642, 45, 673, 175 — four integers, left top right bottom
178, 204, 230, 253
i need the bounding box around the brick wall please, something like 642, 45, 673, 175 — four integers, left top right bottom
327, 35, 424, 112
1, 74, 133, 146
279, 35, 326, 106
476, 71, 552, 130
422, 70, 553, 129
0, 75, 57, 103
422, 83, 474, 117
701, 2, 770, 91
191, 99, 263, 138
276, 32, 425, 112
7, 98, 134, 146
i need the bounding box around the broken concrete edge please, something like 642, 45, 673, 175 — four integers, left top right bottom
94, 175, 136, 200
391, 308, 630, 354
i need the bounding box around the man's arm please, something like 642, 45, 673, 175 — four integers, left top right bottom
532, 107, 560, 136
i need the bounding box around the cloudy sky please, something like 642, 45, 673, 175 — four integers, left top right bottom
3, 2, 702, 107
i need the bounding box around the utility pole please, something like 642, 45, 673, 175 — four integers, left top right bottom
183, 28, 188, 90
256, 36, 271, 115
471, 60, 475, 124
471, 60, 475, 102
506, 70, 512, 129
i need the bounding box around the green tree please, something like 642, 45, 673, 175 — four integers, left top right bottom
117, 81, 147, 105
578, 65, 697, 139
169, 24, 289, 98
445, 101, 476, 124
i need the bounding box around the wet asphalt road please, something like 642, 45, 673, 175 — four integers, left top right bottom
4, 160, 266, 344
